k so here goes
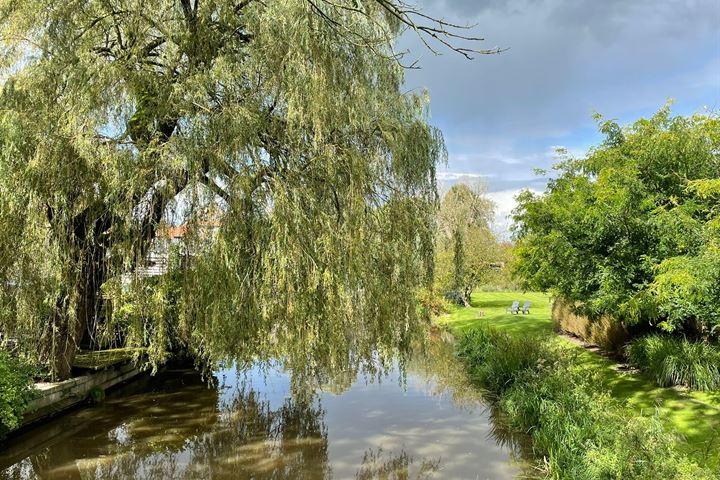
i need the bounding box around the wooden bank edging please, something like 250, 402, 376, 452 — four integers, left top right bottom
17, 363, 143, 431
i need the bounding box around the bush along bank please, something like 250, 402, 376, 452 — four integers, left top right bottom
456, 327, 716, 479
553, 299, 720, 392
0, 351, 35, 439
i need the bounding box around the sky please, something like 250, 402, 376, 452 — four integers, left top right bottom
399, 0, 720, 237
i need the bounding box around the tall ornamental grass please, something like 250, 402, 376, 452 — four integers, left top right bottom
455, 327, 555, 394
627, 335, 720, 391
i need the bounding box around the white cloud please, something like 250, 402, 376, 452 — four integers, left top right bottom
401, 0, 718, 193
436, 171, 487, 181
486, 188, 543, 240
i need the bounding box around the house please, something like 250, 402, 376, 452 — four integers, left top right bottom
130, 220, 221, 279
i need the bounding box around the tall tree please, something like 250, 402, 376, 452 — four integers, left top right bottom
513, 106, 720, 338
436, 182, 497, 304
0, 1, 494, 379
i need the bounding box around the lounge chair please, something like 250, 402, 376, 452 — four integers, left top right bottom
506, 300, 520, 314
521, 301, 531, 314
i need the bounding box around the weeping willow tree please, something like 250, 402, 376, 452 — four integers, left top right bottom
436, 182, 497, 304
0, 1, 495, 380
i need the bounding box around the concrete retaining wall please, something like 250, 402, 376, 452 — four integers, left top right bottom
18, 363, 143, 429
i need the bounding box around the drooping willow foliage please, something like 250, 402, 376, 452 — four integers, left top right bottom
0, 0, 493, 381
435, 182, 498, 304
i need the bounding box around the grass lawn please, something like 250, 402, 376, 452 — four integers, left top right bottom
439, 290, 720, 468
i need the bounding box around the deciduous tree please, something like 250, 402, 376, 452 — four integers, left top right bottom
436, 182, 498, 304
514, 105, 720, 339
0, 0, 494, 379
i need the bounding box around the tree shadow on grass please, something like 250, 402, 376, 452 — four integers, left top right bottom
566, 346, 720, 468
451, 291, 720, 469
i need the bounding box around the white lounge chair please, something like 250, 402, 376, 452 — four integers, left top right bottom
521, 301, 531, 314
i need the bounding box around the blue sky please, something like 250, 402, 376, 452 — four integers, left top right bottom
399, 0, 720, 235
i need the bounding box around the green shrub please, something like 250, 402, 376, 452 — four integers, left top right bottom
506, 368, 710, 479
627, 335, 720, 391
513, 108, 720, 338
455, 326, 498, 362
501, 365, 606, 442
416, 289, 451, 316
0, 351, 35, 437
500, 363, 623, 477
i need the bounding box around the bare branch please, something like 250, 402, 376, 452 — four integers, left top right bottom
313, 0, 508, 61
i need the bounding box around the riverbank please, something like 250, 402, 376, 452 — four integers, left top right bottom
1, 348, 147, 439
439, 290, 720, 471
16, 363, 144, 434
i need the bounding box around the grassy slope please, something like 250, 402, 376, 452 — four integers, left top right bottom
440, 290, 720, 468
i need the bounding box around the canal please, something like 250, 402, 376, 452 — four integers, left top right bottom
0, 339, 523, 479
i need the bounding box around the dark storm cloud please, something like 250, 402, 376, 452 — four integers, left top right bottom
404, 0, 719, 136
398, 0, 719, 234
427, 0, 718, 36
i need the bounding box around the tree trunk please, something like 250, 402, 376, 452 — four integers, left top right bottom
44, 260, 106, 381
45, 295, 80, 382
43, 212, 109, 381
463, 286, 472, 307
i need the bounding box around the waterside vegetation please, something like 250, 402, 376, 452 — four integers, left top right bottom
0, 351, 35, 437
441, 291, 720, 477
513, 106, 720, 341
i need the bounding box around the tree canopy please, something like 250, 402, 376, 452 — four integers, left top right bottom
513, 105, 720, 338
0, 0, 492, 380
435, 182, 498, 304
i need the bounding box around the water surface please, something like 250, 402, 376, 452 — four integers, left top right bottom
0, 340, 522, 479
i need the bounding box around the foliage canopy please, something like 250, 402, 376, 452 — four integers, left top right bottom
435, 182, 498, 303
513, 105, 720, 338
0, 0, 489, 381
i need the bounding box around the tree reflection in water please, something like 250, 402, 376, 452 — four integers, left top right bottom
407, 331, 529, 460
355, 448, 440, 480
0, 337, 524, 480
1, 369, 330, 480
